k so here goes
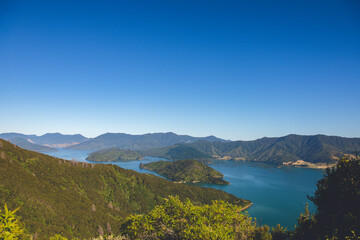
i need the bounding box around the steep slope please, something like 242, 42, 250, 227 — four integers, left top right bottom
140, 159, 230, 185
0, 139, 248, 239
7, 137, 57, 152
67, 132, 226, 151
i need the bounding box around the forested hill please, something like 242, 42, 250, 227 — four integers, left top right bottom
86, 148, 144, 162
142, 144, 212, 160
185, 134, 360, 164
67, 132, 227, 151
140, 159, 230, 185
0, 139, 247, 239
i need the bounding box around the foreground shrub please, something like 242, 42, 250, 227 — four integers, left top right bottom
0, 204, 27, 240
121, 195, 267, 240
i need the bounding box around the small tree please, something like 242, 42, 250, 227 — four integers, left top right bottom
293, 156, 360, 239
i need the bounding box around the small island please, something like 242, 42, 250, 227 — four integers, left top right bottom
140, 159, 230, 185
86, 148, 144, 162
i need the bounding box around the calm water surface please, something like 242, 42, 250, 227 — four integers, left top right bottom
43, 149, 324, 229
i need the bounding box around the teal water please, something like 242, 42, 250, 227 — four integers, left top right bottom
42, 149, 324, 229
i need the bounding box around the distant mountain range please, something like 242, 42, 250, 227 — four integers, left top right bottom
183, 134, 360, 164
66, 132, 227, 151
6, 137, 57, 152
1, 132, 360, 164
0, 132, 88, 148
90, 134, 360, 165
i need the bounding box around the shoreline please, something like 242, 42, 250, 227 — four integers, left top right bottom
240, 202, 253, 211
282, 160, 336, 169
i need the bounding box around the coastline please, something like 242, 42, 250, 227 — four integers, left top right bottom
282, 160, 336, 169
240, 203, 253, 211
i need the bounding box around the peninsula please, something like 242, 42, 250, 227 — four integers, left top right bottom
140, 159, 230, 185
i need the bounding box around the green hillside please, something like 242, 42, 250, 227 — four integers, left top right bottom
142, 144, 212, 160
85, 134, 360, 165
0, 139, 248, 239
140, 159, 230, 185
186, 134, 360, 164
86, 148, 144, 162
67, 132, 226, 151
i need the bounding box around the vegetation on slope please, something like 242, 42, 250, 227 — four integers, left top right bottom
293, 155, 360, 239
67, 132, 226, 151
121, 195, 268, 240
186, 134, 360, 164
139, 159, 229, 185
142, 144, 212, 160
86, 144, 212, 162
0, 139, 248, 239
0, 204, 27, 239
2, 154, 359, 239
86, 148, 144, 162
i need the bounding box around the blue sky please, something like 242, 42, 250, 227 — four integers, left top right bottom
1, 0, 359, 140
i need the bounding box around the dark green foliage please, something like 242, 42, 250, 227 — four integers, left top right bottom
187, 134, 360, 164
87, 148, 144, 162
140, 159, 230, 185
67, 132, 226, 151
271, 224, 289, 240
142, 144, 212, 160
120, 196, 258, 240
0, 139, 247, 239
293, 156, 360, 239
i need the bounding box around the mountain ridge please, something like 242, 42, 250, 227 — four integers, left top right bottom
66, 132, 227, 151
7, 137, 57, 152
0, 132, 88, 148
184, 134, 360, 164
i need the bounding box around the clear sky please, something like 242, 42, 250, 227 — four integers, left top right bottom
1, 0, 359, 140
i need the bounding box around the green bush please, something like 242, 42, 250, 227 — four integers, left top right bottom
0, 204, 27, 240
121, 195, 268, 240
271, 224, 288, 240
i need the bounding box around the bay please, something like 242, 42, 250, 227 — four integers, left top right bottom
42, 148, 324, 229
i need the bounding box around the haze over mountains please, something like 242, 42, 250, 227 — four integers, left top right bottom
6, 137, 57, 152
66, 132, 227, 151
0, 132, 88, 148
1, 132, 360, 165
